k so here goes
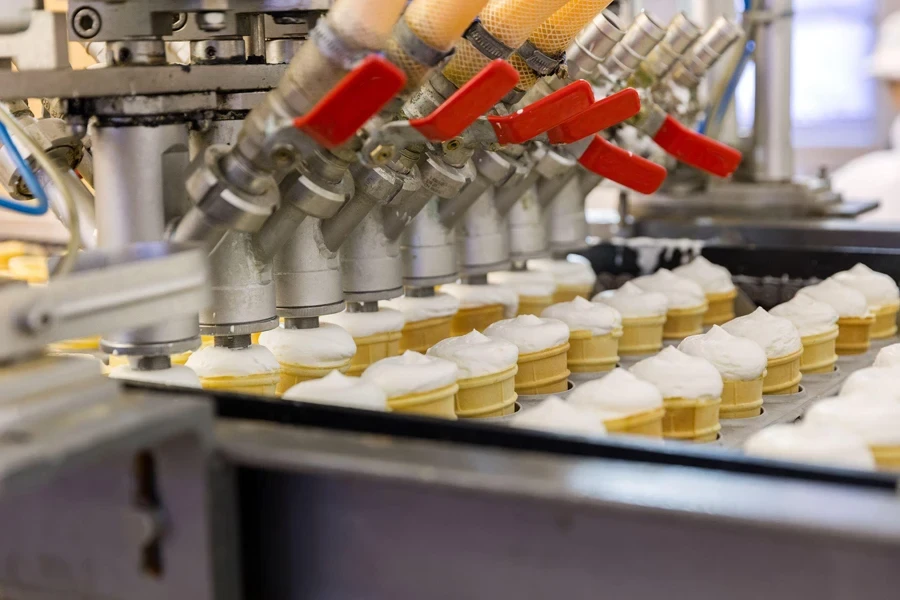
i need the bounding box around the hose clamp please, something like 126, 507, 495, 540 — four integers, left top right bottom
516, 40, 568, 78
463, 18, 515, 61
393, 18, 456, 68
311, 20, 369, 71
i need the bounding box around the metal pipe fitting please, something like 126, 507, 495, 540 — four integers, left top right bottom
632, 12, 702, 86
93, 123, 200, 357
595, 11, 666, 92
566, 10, 626, 81
668, 16, 745, 89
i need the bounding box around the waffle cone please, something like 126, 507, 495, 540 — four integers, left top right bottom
250, 332, 261, 345
762, 348, 803, 395
800, 327, 839, 374
835, 315, 875, 355
455, 365, 518, 419
552, 284, 594, 304
450, 304, 506, 336
567, 328, 621, 375
276, 359, 352, 395
663, 304, 707, 340
619, 314, 667, 355
662, 395, 721, 442
704, 289, 737, 326
389, 382, 459, 419
515, 343, 571, 396
720, 374, 765, 419
48, 336, 101, 353
602, 406, 665, 438
346, 330, 402, 376
871, 302, 899, 339
8, 254, 49, 284
0, 241, 44, 269
517, 295, 554, 317
399, 316, 454, 354
198, 372, 280, 396
871, 444, 900, 471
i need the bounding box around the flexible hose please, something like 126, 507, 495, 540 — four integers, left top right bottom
0, 103, 80, 277
386, 0, 491, 91
442, 0, 571, 87
510, 0, 615, 90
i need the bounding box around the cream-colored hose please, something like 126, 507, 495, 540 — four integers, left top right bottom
442, 0, 571, 87
281, 0, 407, 110
510, 0, 615, 90
328, 0, 408, 51
386, 0, 490, 91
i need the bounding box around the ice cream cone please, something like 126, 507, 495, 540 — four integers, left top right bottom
720, 374, 765, 419
602, 406, 665, 438
517, 294, 553, 317
871, 444, 900, 471
567, 328, 622, 376
276, 359, 352, 395
0, 241, 43, 269
704, 289, 738, 326
871, 302, 899, 339
619, 315, 667, 356
250, 332, 261, 345
388, 382, 459, 419
399, 316, 454, 354
197, 372, 280, 396
7, 254, 49, 284
661, 395, 721, 442
455, 364, 518, 419
48, 336, 101, 353
835, 315, 876, 355
345, 330, 402, 376
553, 284, 594, 304
514, 343, 570, 396
800, 327, 839, 374
663, 304, 707, 340
762, 348, 803, 395
450, 304, 506, 336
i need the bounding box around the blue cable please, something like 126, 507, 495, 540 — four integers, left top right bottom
698, 40, 756, 135
0, 119, 50, 216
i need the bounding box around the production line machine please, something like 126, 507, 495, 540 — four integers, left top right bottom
1, 1, 900, 598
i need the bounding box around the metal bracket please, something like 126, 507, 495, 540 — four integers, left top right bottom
0, 243, 210, 365
0, 11, 68, 71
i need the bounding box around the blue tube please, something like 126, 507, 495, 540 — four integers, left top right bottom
698, 39, 756, 135
0, 119, 50, 216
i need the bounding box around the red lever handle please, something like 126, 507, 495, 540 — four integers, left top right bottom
652, 115, 742, 178
293, 55, 407, 149
487, 80, 594, 145
578, 135, 667, 195
547, 88, 642, 145
409, 60, 520, 141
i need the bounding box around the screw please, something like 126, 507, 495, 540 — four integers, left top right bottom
72, 7, 102, 39
21, 306, 54, 335
197, 12, 228, 32
172, 13, 188, 31
272, 144, 296, 168
443, 138, 462, 153
369, 145, 394, 165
